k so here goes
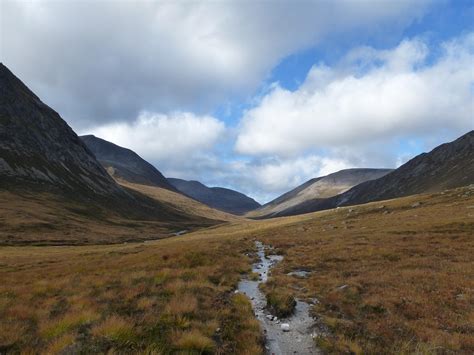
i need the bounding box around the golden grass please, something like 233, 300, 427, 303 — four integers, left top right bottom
172, 329, 215, 353
118, 180, 240, 222
0, 186, 224, 245
0, 226, 261, 353
91, 315, 135, 344
0, 185, 472, 353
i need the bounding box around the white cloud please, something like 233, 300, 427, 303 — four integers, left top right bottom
201, 155, 352, 203
252, 156, 351, 192
89, 111, 225, 161
1, 0, 431, 128
236, 33, 474, 156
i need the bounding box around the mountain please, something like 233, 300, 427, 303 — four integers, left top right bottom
168, 178, 261, 215
119, 181, 239, 223
80, 135, 176, 191
271, 131, 474, 217
247, 168, 392, 218
0, 63, 122, 196
79, 135, 241, 222
0, 63, 221, 244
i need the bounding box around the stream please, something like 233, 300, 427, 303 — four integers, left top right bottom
238, 241, 321, 354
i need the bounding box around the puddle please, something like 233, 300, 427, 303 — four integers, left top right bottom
238, 241, 321, 354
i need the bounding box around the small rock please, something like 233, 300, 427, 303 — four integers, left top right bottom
234, 290, 239, 294
348, 208, 355, 213
383, 210, 390, 215
281, 323, 290, 332
411, 202, 422, 208
266, 314, 273, 320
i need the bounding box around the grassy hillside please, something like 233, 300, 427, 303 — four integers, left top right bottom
247, 168, 392, 218
118, 180, 240, 223
0, 188, 222, 245
0, 186, 473, 353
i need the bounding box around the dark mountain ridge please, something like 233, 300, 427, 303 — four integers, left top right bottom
0, 63, 121, 196
0, 63, 219, 237
168, 178, 261, 215
80, 135, 176, 191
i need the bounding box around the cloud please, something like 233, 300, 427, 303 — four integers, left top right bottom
191, 155, 353, 204
1, 0, 431, 129
88, 111, 225, 161
250, 156, 351, 192
236, 33, 474, 156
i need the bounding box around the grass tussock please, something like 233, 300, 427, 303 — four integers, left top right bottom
173, 329, 215, 353
261, 282, 296, 318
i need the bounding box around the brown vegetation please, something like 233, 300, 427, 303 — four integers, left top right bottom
0, 232, 262, 353
0, 188, 224, 245
256, 186, 474, 353
118, 180, 240, 223
1, 185, 473, 353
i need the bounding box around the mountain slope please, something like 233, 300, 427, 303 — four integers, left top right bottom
0, 63, 222, 244
168, 178, 261, 215
248, 168, 392, 218
275, 131, 474, 217
80, 135, 176, 191
118, 181, 240, 223
0, 63, 122, 196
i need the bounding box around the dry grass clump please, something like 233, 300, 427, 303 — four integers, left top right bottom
165, 293, 198, 316
91, 315, 136, 344
45, 333, 75, 353
172, 329, 215, 353
261, 281, 296, 318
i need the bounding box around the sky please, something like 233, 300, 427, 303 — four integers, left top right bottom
1, 0, 473, 203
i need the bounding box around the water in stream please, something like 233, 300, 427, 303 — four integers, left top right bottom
238, 241, 321, 354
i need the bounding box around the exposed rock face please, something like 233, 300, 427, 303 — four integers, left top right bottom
0, 63, 121, 195
249, 168, 392, 218
168, 178, 261, 215
269, 131, 474, 217
80, 135, 177, 191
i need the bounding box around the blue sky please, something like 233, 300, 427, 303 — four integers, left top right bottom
2, 0, 473, 203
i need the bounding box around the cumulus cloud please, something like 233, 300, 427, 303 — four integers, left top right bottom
88, 111, 225, 161
250, 156, 351, 192
193, 155, 352, 204
1, 0, 431, 129
236, 33, 474, 156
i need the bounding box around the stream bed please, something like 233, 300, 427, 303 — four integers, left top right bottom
238, 241, 321, 354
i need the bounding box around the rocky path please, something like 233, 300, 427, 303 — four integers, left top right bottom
238, 241, 321, 354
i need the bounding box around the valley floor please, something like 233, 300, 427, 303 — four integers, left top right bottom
0, 186, 473, 353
